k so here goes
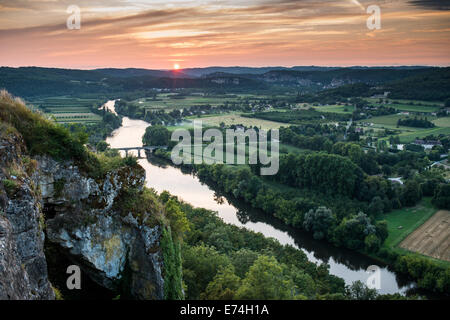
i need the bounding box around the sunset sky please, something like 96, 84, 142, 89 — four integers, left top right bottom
0, 0, 449, 69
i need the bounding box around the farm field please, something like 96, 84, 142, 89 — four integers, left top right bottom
357, 115, 418, 135
399, 210, 450, 262
130, 93, 295, 111
364, 114, 428, 127
28, 96, 104, 107
377, 198, 437, 249
46, 107, 91, 113
388, 99, 442, 107
358, 112, 450, 143
432, 117, 450, 127
312, 104, 355, 114
394, 127, 450, 143
130, 94, 242, 110
365, 99, 441, 113
26, 96, 106, 124
50, 113, 102, 123
169, 141, 273, 164
191, 114, 285, 130
166, 121, 196, 131
389, 104, 440, 113
365, 98, 442, 112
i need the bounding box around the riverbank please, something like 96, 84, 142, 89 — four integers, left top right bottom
149, 149, 448, 298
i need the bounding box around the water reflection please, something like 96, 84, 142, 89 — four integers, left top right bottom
216, 189, 417, 291
142, 154, 417, 295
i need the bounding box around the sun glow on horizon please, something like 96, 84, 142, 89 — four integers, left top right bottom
173, 63, 180, 70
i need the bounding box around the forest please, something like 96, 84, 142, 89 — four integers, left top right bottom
1, 67, 449, 100
159, 192, 415, 300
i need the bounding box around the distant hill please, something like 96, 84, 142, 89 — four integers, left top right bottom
0, 66, 447, 100
182, 66, 289, 77
182, 66, 348, 77
0, 67, 269, 97
105, 73, 268, 91
256, 68, 436, 87
181, 65, 429, 77
0, 67, 109, 97
385, 67, 450, 101
95, 68, 189, 78
301, 67, 450, 101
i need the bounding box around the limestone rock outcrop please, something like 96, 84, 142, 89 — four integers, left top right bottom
1, 129, 172, 300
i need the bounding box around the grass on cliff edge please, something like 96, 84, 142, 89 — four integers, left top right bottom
0, 90, 132, 179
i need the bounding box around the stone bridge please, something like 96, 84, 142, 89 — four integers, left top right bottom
112, 146, 168, 158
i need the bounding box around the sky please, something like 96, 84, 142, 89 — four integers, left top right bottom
0, 0, 449, 69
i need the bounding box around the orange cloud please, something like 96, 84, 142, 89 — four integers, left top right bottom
0, 0, 448, 68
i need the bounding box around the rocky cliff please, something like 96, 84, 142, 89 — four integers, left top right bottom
0, 128, 54, 299
0, 92, 183, 300
36, 157, 166, 299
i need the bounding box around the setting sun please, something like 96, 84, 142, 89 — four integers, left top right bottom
173, 64, 180, 70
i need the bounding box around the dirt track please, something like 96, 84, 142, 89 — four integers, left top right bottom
399, 210, 450, 262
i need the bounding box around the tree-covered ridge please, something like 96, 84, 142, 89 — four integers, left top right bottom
1, 66, 449, 101
260, 67, 435, 86
299, 68, 450, 102
387, 68, 450, 101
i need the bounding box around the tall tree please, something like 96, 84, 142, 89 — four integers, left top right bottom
142, 125, 170, 146
235, 255, 297, 300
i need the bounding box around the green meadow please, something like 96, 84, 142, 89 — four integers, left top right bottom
376, 198, 450, 267
395, 127, 450, 143
365, 98, 442, 113
130, 94, 242, 110
377, 198, 436, 248
312, 104, 355, 114
358, 111, 450, 143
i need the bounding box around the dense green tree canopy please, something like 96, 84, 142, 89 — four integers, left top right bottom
200, 266, 241, 300
303, 207, 336, 240
432, 184, 450, 209
234, 255, 299, 300
142, 125, 170, 146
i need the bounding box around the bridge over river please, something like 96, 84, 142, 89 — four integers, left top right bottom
112, 146, 168, 158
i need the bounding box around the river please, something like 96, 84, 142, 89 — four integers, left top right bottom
105, 102, 418, 296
